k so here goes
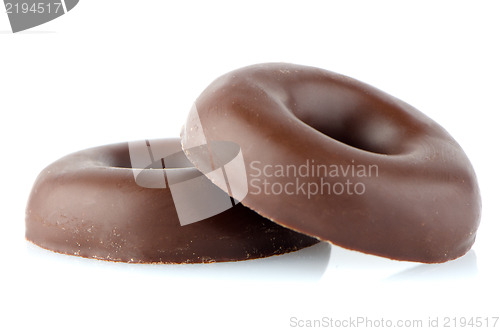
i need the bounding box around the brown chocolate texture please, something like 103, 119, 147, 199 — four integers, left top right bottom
181, 63, 481, 263
25, 138, 318, 263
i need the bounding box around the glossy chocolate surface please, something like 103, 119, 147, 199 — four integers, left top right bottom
181, 63, 481, 263
25, 138, 318, 263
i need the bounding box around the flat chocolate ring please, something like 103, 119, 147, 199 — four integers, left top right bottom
181, 63, 481, 263
25, 138, 318, 263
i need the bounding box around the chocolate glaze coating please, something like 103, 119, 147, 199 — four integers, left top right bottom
181, 63, 481, 263
25, 138, 318, 263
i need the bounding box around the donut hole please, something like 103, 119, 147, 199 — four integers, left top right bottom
162, 151, 194, 169
109, 147, 133, 168
108, 142, 194, 169
288, 83, 404, 155
142, 151, 195, 170
307, 115, 404, 155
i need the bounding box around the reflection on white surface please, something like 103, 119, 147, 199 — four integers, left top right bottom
321, 245, 478, 282
25, 240, 479, 283
25, 241, 332, 282
385, 250, 477, 281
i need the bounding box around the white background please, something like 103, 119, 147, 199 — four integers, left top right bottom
1, 1, 499, 330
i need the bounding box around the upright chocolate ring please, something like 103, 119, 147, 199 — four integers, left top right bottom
25, 138, 318, 263
182, 63, 481, 263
